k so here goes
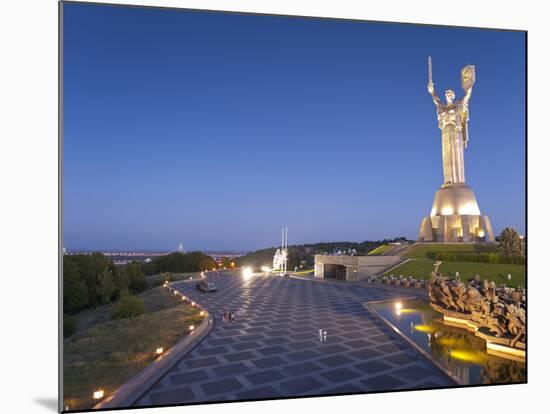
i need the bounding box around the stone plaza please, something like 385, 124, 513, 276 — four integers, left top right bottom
133, 273, 453, 407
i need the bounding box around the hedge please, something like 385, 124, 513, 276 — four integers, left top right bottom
431, 252, 525, 265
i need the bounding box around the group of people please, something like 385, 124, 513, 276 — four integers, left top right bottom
318, 329, 328, 343
222, 311, 236, 323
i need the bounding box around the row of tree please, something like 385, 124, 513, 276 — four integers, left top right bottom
63, 253, 147, 314
141, 252, 217, 275
64, 251, 217, 315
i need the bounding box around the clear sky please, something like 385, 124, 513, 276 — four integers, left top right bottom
62, 2, 526, 251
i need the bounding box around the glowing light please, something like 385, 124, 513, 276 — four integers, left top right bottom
396, 308, 416, 314
394, 302, 403, 311
242, 267, 253, 279
155, 347, 164, 355
441, 206, 454, 216
458, 202, 480, 216
450, 349, 486, 364
181, 296, 186, 301
173, 291, 178, 296
478, 230, 485, 237
189, 325, 195, 331
261, 266, 271, 272
199, 311, 205, 316
230, 262, 235, 268
93, 390, 104, 400
191, 301, 196, 307
414, 324, 437, 333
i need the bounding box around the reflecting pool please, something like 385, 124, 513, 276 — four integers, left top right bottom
368, 298, 526, 385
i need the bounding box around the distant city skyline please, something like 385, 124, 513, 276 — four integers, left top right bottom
63, 3, 525, 251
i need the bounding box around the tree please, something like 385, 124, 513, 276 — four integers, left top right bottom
126, 262, 147, 293
497, 227, 524, 257
220, 256, 233, 268
63, 258, 89, 314
112, 263, 130, 298
65, 253, 111, 307
98, 268, 116, 304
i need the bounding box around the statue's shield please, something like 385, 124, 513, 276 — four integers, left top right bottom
461, 65, 476, 91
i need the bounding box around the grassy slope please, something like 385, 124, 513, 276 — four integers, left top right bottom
367, 245, 393, 255
389, 243, 525, 287
386, 259, 525, 287
64, 286, 204, 411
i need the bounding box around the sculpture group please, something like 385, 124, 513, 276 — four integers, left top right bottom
428, 261, 526, 354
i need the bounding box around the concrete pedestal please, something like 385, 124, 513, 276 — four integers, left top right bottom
419, 183, 494, 242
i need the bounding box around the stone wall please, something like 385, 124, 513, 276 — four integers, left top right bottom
314, 255, 402, 280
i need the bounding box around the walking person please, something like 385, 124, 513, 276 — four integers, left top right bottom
231, 311, 235, 323
323, 330, 327, 343
318, 329, 323, 342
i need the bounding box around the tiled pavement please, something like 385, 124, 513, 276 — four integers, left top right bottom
134, 273, 453, 407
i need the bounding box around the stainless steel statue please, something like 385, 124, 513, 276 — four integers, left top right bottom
418, 58, 494, 242
427, 57, 475, 184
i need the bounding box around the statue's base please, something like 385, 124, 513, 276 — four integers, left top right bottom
419, 183, 494, 242
431, 303, 525, 362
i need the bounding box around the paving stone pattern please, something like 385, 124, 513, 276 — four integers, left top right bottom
134, 274, 452, 407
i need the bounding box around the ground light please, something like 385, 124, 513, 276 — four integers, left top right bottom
394, 301, 404, 316
189, 325, 195, 331
242, 267, 253, 279
199, 311, 205, 316
155, 347, 164, 355
93, 390, 104, 400
261, 266, 271, 272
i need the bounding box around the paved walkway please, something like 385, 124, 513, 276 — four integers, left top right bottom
134, 273, 452, 407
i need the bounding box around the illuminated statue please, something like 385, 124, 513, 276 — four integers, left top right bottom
427, 57, 474, 184
418, 58, 494, 242
272, 227, 288, 275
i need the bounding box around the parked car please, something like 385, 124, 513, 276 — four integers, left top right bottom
196, 280, 217, 292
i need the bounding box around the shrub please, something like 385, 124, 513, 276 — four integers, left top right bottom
63, 314, 77, 337
425, 251, 437, 259
111, 295, 146, 320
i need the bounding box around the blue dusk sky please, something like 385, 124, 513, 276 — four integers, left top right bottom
62, 2, 526, 251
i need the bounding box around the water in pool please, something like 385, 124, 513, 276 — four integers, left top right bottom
369, 298, 525, 385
